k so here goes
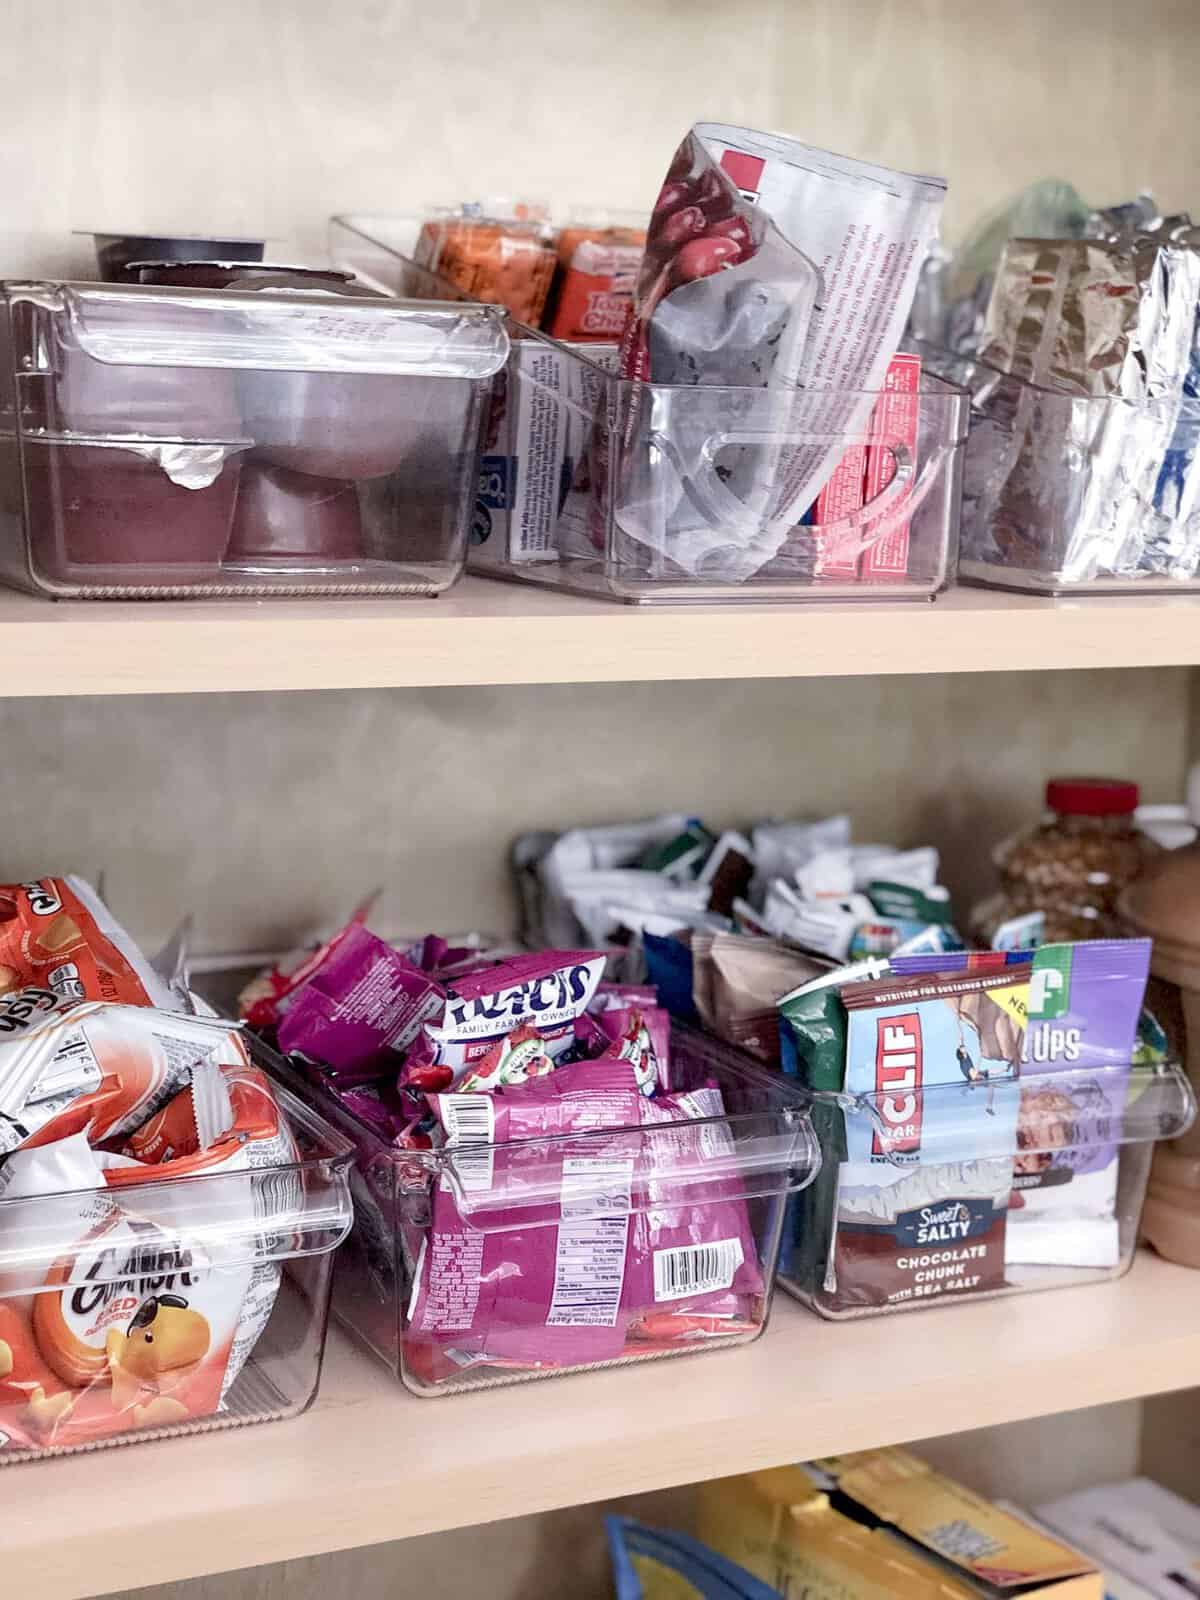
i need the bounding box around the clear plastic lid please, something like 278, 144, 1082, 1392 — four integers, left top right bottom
4, 280, 510, 378
0, 1080, 354, 1294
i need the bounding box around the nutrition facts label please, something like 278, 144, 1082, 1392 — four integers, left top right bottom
546, 1155, 634, 1329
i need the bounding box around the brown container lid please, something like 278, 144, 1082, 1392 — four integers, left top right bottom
1121, 841, 1200, 950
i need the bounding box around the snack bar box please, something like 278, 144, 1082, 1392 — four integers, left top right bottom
781, 1058, 1195, 1320
266, 1028, 819, 1397
0, 277, 508, 598
331, 213, 969, 605
0, 1074, 354, 1463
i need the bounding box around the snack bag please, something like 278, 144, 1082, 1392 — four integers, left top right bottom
238, 893, 378, 1029
545, 222, 646, 342
408, 1058, 760, 1374
617, 124, 944, 580
0, 997, 252, 1156
275, 924, 444, 1077
0, 1053, 301, 1453
423, 950, 607, 1076
414, 205, 557, 325
0, 877, 176, 1010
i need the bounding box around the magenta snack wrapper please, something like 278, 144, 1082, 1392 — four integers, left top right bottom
424, 949, 607, 1076
408, 1059, 761, 1367
277, 924, 444, 1075
597, 1004, 672, 1094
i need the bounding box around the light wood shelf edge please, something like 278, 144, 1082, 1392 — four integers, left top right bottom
2, 579, 1199, 695
9, 1251, 1200, 1599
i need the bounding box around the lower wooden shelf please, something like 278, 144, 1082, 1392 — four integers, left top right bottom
11, 1250, 1200, 1600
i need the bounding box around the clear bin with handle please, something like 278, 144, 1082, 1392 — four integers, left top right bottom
330, 214, 969, 604
920, 344, 1200, 595
0, 277, 507, 598
0, 1073, 354, 1462
781, 1059, 1195, 1319
265, 1027, 818, 1396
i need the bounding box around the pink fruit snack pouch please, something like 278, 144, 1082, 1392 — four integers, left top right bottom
423, 950, 606, 1078
407, 1058, 760, 1372
596, 1005, 671, 1095
276, 924, 444, 1078
238, 893, 378, 1029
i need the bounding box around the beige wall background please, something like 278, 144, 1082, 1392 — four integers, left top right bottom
0, 667, 1186, 963
4, 0, 1199, 279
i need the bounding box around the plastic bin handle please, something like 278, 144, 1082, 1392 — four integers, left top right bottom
657, 428, 952, 556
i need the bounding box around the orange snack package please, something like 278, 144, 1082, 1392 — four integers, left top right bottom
0, 1044, 301, 1454
545, 223, 646, 342
415, 208, 556, 326
0, 876, 174, 1010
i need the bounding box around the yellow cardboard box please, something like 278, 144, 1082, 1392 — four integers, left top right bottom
698, 1448, 1102, 1599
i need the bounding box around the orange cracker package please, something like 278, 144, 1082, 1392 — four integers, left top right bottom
0, 1013, 303, 1455
0, 876, 177, 1010
545, 221, 646, 343
414, 204, 557, 326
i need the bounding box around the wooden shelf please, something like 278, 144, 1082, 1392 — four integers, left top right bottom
2, 579, 1200, 696
10, 1251, 1200, 1599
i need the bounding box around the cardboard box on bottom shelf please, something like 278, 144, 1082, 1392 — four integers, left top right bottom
1036, 1478, 1200, 1600
698, 1446, 1103, 1599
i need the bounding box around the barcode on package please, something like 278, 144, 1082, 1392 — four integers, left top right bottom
440, 1095, 495, 1194
546, 1156, 633, 1329
653, 1237, 744, 1303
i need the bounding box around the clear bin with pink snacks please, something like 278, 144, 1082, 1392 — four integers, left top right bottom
268, 1026, 815, 1395
244, 930, 818, 1396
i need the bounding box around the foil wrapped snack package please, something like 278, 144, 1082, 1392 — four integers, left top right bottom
617, 123, 945, 581
963, 229, 1200, 587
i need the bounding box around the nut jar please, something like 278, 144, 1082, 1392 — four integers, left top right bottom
971, 777, 1153, 945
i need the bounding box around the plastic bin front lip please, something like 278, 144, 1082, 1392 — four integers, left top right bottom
426, 1104, 820, 1225
814, 1059, 1195, 1159
0, 1075, 356, 1288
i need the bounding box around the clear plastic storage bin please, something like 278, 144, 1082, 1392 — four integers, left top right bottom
0, 278, 508, 598
267, 1028, 818, 1396
922, 346, 1200, 595
0, 1076, 353, 1463
330, 217, 969, 604
780, 1060, 1195, 1320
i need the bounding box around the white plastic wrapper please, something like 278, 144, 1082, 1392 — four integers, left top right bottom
535, 814, 694, 946
617, 123, 945, 580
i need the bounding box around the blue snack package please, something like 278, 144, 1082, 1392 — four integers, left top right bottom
643, 931, 698, 1023
607, 1516, 781, 1599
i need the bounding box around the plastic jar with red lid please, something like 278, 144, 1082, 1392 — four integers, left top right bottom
971, 777, 1157, 945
